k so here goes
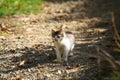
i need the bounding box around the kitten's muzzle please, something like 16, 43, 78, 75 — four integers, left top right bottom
55, 36, 61, 41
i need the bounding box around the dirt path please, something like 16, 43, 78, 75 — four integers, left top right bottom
0, 0, 113, 80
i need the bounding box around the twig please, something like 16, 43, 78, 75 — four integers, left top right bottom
110, 12, 120, 41
97, 46, 117, 70
114, 36, 120, 48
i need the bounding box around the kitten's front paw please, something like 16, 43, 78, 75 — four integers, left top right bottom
54, 59, 61, 63
62, 61, 68, 66
69, 52, 73, 57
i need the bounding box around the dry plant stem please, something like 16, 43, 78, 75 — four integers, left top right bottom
111, 12, 120, 41
97, 46, 102, 77
110, 11, 120, 50
114, 37, 120, 48
97, 46, 117, 70
113, 48, 120, 52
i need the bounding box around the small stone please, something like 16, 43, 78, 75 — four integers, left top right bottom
57, 70, 61, 74
46, 74, 50, 77
28, 69, 32, 72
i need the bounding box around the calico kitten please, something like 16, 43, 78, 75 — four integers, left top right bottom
52, 28, 75, 66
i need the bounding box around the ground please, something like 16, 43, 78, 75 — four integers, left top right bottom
0, 0, 119, 80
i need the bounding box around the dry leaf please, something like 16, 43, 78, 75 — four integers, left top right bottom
76, 64, 80, 67
71, 21, 77, 24
57, 13, 68, 19
36, 64, 43, 69
12, 59, 17, 62
10, 49, 16, 53
11, 65, 16, 68
0, 23, 7, 31
89, 56, 98, 60
18, 60, 26, 67
66, 66, 73, 70
56, 9, 64, 13
15, 75, 22, 80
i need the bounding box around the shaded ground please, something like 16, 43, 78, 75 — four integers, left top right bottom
0, 0, 120, 80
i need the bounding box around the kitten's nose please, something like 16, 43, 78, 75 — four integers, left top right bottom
55, 36, 60, 41
57, 35, 60, 38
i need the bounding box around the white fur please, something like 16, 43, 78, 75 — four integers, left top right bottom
61, 34, 74, 61
54, 32, 75, 63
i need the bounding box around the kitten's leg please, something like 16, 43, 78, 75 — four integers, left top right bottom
69, 44, 74, 56
55, 48, 62, 62
63, 49, 69, 66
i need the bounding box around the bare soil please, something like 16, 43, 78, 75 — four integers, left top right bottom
0, 0, 119, 80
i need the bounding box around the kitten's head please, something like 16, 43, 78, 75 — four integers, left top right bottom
51, 29, 64, 42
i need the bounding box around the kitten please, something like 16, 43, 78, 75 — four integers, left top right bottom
51, 28, 75, 66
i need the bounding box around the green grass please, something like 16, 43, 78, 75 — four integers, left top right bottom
0, 0, 44, 17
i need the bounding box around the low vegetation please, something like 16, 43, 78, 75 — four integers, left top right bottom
0, 0, 43, 17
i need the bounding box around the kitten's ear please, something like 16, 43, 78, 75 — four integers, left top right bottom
59, 25, 63, 31
51, 29, 55, 34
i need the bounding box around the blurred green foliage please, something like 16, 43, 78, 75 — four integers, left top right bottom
102, 72, 120, 80
0, 0, 44, 17
111, 72, 120, 80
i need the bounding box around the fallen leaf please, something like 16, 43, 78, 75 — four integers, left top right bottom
88, 56, 98, 60
36, 64, 44, 69
11, 65, 16, 68
57, 13, 68, 19
71, 21, 77, 24
56, 9, 64, 13
10, 49, 16, 53
66, 66, 73, 70
0, 23, 7, 31
18, 60, 26, 67
15, 75, 22, 80
76, 64, 80, 67
12, 59, 18, 62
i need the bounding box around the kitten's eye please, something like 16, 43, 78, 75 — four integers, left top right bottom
55, 35, 61, 39
57, 35, 61, 38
